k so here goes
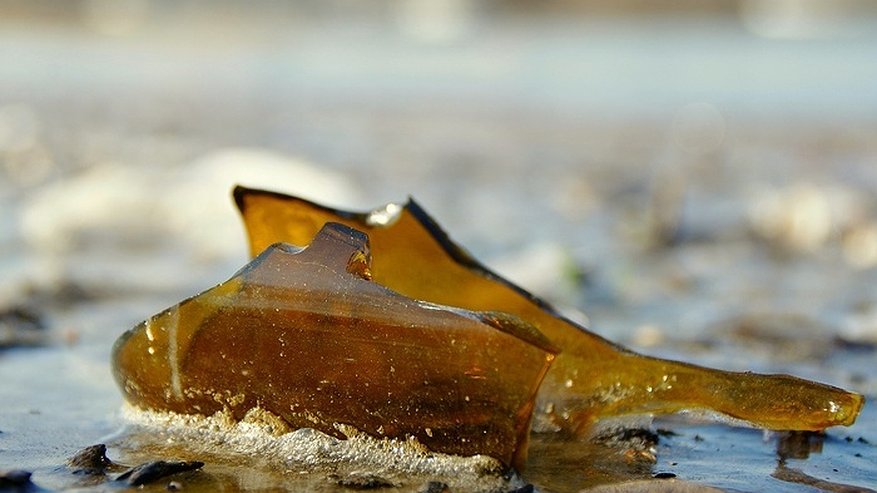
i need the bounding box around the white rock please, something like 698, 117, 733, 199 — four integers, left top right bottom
18, 149, 360, 291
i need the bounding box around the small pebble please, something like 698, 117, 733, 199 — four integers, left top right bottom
116, 460, 204, 486
167, 480, 183, 490
654, 472, 677, 479
66, 443, 113, 474
0, 469, 33, 487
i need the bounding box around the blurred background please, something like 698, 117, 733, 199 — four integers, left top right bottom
1, 1, 876, 491
3, 0, 877, 338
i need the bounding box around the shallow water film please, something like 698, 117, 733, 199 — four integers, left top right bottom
2, 2, 877, 492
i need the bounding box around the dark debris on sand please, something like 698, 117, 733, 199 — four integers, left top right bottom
116, 460, 204, 486
66, 444, 114, 475
0, 305, 47, 349
335, 473, 396, 490
0, 469, 33, 489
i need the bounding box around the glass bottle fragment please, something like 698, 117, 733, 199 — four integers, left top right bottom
113, 223, 556, 470
233, 186, 864, 433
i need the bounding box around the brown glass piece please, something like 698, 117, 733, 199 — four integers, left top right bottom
112, 223, 556, 470
233, 186, 864, 433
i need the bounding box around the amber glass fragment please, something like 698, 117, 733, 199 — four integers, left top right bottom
112, 223, 556, 469
234, 186, 864, 432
